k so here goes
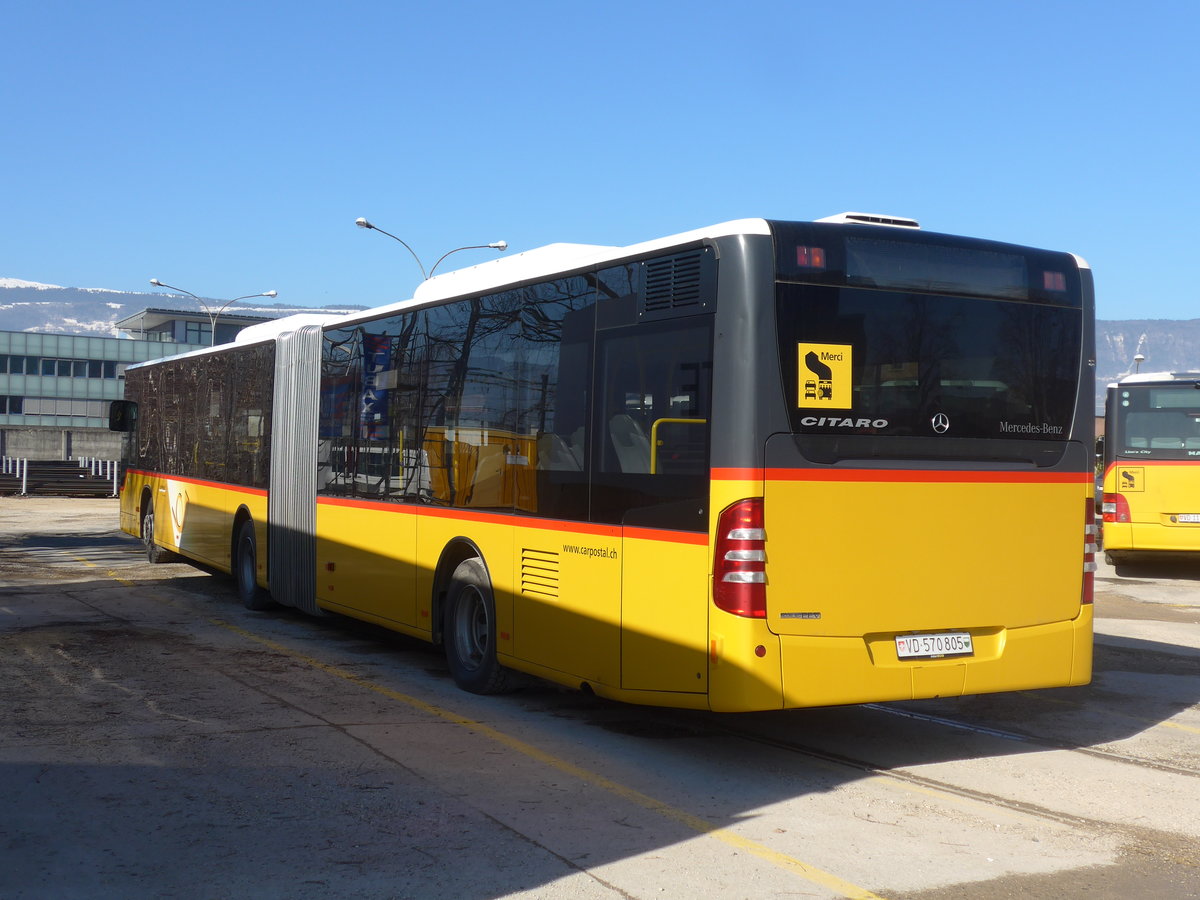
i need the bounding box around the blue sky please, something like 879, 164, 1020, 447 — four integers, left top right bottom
3, 1, 1197, 320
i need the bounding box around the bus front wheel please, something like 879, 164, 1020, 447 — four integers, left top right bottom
234, 519, 273, 611
444, 558, 511, 695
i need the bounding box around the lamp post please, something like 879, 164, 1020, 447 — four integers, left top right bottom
355, 218, 506, 281
149, 279, 278, 346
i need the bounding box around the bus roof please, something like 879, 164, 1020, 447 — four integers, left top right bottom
131, 212, 1085, 362
327, 218, 775, 328
1111, 371, 1200, 387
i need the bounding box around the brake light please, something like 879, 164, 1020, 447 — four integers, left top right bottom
795, 246, 826, 269
1043, 271, 1067, 291
1102, 492, 1130, 523
1083, 499, 1097, 605
714, 499, 767, 618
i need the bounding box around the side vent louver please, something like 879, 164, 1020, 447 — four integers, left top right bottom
521, 548, 560, 600
639, 248, 716, 320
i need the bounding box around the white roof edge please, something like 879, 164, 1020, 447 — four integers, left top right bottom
125, 313, 339, 371
1115, 371, 1200, 385
234, 313, 339, 344
1070, 252, 1091, 270
124, 341, 241, 370
408, 218, 771, 308
323, 219, 771, 330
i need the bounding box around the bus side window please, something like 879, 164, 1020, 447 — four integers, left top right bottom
593, 318, 713, 530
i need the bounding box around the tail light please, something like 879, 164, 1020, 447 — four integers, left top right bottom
1083, 499, 1097, 606
1102, 492, 1130, 523
714, 499, 766, 618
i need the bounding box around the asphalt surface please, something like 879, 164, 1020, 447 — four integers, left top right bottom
2, 497, 1198, 900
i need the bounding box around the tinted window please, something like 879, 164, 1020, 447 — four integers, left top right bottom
318, 276, 596, 518
592, 318, 713, 530
777, 285, 1082, 443
1113, 384, 1200, 459
318, 312, 422, 501
124, 344, 275, 488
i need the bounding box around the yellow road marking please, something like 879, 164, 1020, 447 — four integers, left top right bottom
68, 552, 139, 588
213, 618, 888, 900
1028, 688, 1200, 735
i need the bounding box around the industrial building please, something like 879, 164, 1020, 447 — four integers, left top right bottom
0, 309, 269, 459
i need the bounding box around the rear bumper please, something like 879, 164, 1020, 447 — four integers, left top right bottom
1106, 521, 1200, 553
776, 606, 1093, 707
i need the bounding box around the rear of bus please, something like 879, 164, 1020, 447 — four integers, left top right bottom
1102, 374, 1200, 563
708, 217, 1095, 710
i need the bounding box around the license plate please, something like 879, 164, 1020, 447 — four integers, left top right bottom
1177, 514, 1200, 523
895, 632, 974, 659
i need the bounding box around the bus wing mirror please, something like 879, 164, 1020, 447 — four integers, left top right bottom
109, 399, 138, 432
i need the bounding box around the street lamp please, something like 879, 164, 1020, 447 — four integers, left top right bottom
1134, 353, 1145, 373
149, 279, 278, 346
355, 217, 506, 281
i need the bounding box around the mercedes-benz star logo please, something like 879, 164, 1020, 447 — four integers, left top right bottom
931, 413, 950, 434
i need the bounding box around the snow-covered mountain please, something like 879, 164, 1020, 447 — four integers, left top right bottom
0, 279, 365, 336
0, 278, 67, 290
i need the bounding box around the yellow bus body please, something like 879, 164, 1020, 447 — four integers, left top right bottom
122, 470, 269, 587
1102, 460, 1200, 553
122, 465, 1091, 711
705, 470, 1092, 711
312, 495, 713, 708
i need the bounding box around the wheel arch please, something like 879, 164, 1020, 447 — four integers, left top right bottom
431, 537, 488, 645
230, 504, 257, 573
139, 486, 154, 538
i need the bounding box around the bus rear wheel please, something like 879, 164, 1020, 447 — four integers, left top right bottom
235, 519, 273, 610
444, 558, 511, 695
142, 508, 175, 564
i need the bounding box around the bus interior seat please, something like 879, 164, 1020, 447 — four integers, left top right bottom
537, 432, 583, 470
609, 414, 651, 473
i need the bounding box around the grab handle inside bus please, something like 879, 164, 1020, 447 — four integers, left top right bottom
649, 418, 707, 474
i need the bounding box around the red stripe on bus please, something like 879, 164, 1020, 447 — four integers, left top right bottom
765, 468, 1088, 484
623, 526, 709, 545
711, 468, 765, 481
1105, 460, 1199, 473
127, 469, 269, 496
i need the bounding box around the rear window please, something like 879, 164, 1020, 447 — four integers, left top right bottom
776, 284, 1082, 444
1113, 385, 1200, 459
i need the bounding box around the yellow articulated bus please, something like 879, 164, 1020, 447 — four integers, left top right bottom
1102, 371, 1200, 565
111, 214, 1096, 711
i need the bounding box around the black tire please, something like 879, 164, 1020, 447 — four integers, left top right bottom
142, 508, 175, 564
234, 519, 273, 610
443, 558, 510, 694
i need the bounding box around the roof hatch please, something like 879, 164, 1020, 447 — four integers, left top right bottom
815, 211, 920, 229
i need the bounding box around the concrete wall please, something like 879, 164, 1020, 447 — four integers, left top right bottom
0, 427, 123, 461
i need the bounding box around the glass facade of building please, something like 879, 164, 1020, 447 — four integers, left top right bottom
0, 331, 201, 428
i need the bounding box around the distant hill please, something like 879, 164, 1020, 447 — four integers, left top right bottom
0, 279, 365, 336
1095, 319, 1200, 411
3, 278, 1196, 413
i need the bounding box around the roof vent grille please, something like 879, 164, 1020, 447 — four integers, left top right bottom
816, 211, 920, 229
639, 248, 715, 320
